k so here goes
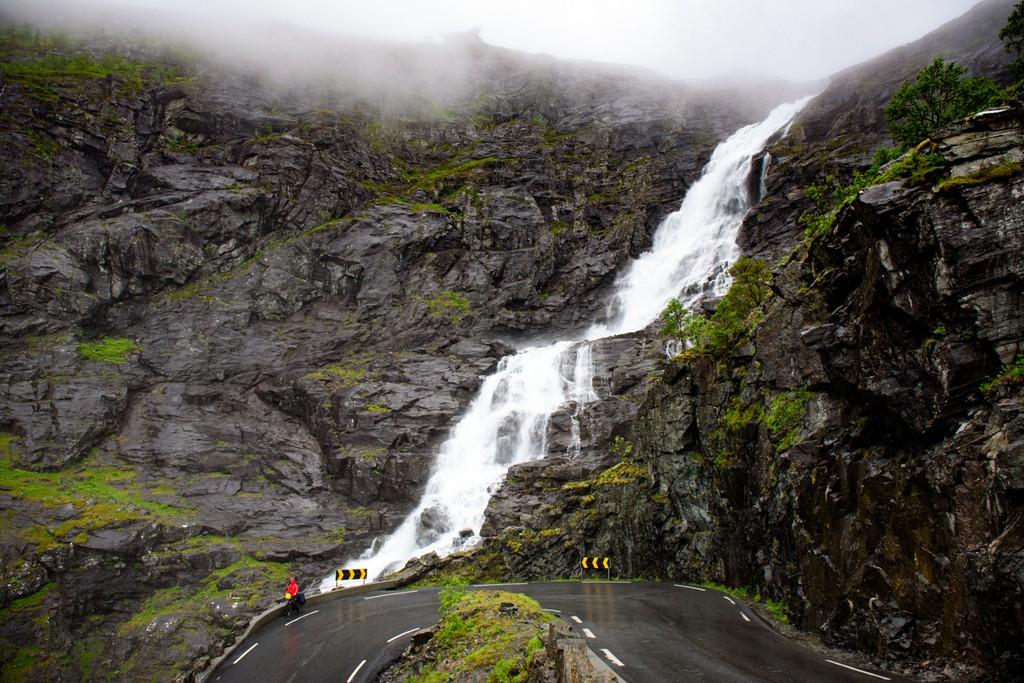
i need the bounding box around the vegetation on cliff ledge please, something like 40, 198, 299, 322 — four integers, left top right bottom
660, 255, 773, 360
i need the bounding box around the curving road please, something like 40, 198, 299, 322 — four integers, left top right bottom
211, 582, 915, 683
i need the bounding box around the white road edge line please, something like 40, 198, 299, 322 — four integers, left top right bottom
347, 659, 366, 683
722, 595, 736, 605
571, 615, 583, 624
286, 610, 319, 626
387, 627, 421, 643
583, 628, 596, 639
826, 659, 892, 680
601, 648, 625, 667
740, 612, 751, 622
365, 591, 419, 600
232, 642, 258, 665
675, 584, 706, 591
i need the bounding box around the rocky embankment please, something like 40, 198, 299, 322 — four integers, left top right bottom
0, 10, 796, 680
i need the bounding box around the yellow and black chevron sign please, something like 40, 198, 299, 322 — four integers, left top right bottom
336, 568, 368, 581
580, 557, 610, 570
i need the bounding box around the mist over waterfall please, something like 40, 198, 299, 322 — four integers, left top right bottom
339, 96, 811, 585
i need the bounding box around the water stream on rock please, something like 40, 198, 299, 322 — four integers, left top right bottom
324, 96, 810, 588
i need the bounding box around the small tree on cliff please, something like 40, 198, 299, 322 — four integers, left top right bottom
1000, 1, 1024, 81
661, 256, 774, 357
884, 57, 1002, 148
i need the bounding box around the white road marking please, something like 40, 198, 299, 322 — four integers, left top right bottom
347, 659, 366, 683
387, 627, 421, 643
601, 648, 625, 667
722, 595, 736, 605
675, 584, 706, 591
232, 642, 258, 664
571, 615, 583, 624
826, 659, 892, 680
481, 582, 527, 587
583, 628, 596, 639
286, 609, 319, 626
543, 608, 562, 613
740, 612, 751, 622
364, 590, 419, 600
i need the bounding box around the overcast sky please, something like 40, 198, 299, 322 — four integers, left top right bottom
38, 0, 986, 81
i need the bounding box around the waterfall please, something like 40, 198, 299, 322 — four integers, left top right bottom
354, 341, 597, 581
587, 96, 811, 338
325, 96, 811, 587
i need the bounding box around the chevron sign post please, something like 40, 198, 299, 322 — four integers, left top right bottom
580, 556, 611, 579
336, 568, 368, 585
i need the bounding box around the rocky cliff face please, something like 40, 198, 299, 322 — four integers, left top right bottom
0, 10, 795, 681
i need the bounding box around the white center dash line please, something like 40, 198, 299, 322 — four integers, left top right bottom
365, 590, 419, 600
722, 595, 736, 605
826, 659, 892, 680
387, 627, 421, 643
286, 609, 319, 625
740, 612, 751, 622
570, 615, 583, 624
675, 584, 706, 591
583, 628, 596, 639
232, 642, 258, 664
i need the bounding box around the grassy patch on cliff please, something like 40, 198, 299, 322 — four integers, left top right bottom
764, 389, 812, 452
937, 161, 1024, 191
0, 25, 191, 101
304, 351, 382, 389
121, 553, 289, 630
0, 439, 193, 551
420, 289, 472, 324
78, 336, 142, 364
385, 583, 552, 683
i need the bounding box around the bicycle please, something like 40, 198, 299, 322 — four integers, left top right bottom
282, 594, 300, 618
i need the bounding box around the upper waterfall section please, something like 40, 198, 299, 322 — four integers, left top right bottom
587, 96, 812, 340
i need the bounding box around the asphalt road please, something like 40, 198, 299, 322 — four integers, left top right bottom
211, 582, 915, 683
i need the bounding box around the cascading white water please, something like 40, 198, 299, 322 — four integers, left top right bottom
326, 96, 811, 588
587, 97, 810, 338
352, 341, 597, 581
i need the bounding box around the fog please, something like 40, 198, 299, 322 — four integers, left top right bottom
10, 0, 985, 82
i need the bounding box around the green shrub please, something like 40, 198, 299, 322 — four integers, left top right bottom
662, 256, 774, 359
799, 146, 948, 239
438, 578, 470, 612
981, 353, 1024, 394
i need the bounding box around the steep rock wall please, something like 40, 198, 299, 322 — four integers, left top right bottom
480, 110, 1024, 681
0, 21, 787, 682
